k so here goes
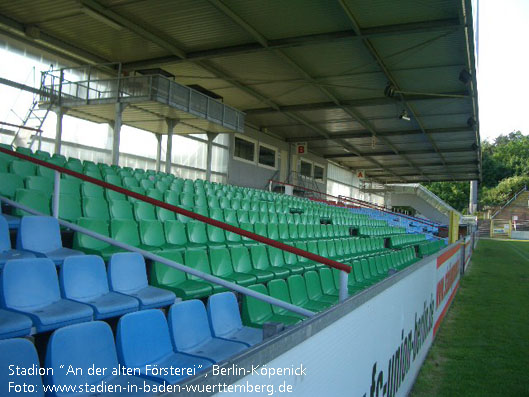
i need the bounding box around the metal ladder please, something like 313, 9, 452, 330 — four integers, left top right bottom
10, 65, 55, 150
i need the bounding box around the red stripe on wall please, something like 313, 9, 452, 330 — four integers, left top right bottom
437, 245, 460, 268
433, 279, 460, 336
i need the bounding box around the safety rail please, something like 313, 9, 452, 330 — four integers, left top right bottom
0, 196, 315, 318
491, 185, 527, 219
268, 178, 439, 228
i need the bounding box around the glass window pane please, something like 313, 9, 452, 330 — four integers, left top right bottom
300, 160, 312, 177
258, 145, 276, 168
314, 165, 324, 181
234, 137, 255, 162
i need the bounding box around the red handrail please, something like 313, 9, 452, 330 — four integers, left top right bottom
268, 179, 438, 227
0, 122, 42, 133
0, 147, 351, 273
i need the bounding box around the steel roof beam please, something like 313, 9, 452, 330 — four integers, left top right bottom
243, 92, 468, 114
285, 127, 474, 142
325, 147, 476, 158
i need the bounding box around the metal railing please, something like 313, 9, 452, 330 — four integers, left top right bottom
491, 186, 527, 219
268, 178, 439, 227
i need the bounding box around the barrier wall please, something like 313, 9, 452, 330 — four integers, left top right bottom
172, 242, 470, 397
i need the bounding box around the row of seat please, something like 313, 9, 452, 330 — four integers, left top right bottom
1, 293, 262, 396
389, 233, 427, 248
241, 247, 419, 328
418, 239, 445, 257
72, 216, 386, 259
0, 253, 175, 338
357, 225, 406, 237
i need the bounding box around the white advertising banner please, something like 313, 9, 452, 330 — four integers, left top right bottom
212, 245, 463, 397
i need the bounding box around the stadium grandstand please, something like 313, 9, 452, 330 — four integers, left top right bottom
0, 0, 480, 396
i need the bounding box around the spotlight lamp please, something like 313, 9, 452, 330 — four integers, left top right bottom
398, 110, 411, 122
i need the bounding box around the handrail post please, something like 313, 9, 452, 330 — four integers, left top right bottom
52, 170, 60, 218
339, 270, 348, 302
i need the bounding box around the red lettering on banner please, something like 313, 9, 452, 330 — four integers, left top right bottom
437, 245, 460, 268
435, 260, 460, 310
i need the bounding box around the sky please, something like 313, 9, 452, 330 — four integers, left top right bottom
477, 0, 529, 142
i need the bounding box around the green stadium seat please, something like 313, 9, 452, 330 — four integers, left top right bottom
318, 268, 340, 297
36, 164, 54, 179
139, 219, 184, 253
235, 210, 248, 224
146, 188, 163, 202
0, 172, 24, 199
209, 208, 224, 222
186, 221, 208, 250
81, 181, 104, 199
10, 160, 36, 178
82, 197, 110, 221
163, 220, 189, 251
206, 224, 227, 248
294, 242, 317, 271
231, 245, 274, 283
267, 279, 306, 319
111, 219, 157, 252
151, 252, 213, 299
184, 249, 226, 293
268, 246, 304, 275
59, 194, 82, 222
109, 199, 134, 219
209, 247, 257, 286
14, 189, 50, 216
133, 201, 156, 221
241, 284, 302, 328
60, 178, 81, 198
287, 275, 331, 312
250, 244, 289, 279
304, 271, 338, 304
73, 218, 122, 260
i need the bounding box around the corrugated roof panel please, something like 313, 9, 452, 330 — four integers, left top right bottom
0, 1, 79, 23
110, 0, 254, 52
341, 0, 458, 28
221, 0, 352, 40
371, 30, 465, 70
282, 40, 379, 78
38, 14, 167, 62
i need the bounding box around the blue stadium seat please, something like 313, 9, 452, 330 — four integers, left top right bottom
108, 252, 176, 309
0, 338, 44, 396
44, 321, 160, 397
16, 216, 84, 265
0, 215, 35, 269
0, 258, 93, 332
116, 310, 211, 384
0, 205, 20, 229
207, 292, 263, 347
60, 255, 139, 320
168, 300, 248, 363
0, 309, 32, 339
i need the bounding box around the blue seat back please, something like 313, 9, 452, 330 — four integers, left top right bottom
17, 216, 62, 253
168, 300, 212, 351
0, 338, 44, 396
116, 310, 173, 368
45, 321, 119, 389
207, 292, 242, 337
60, 255, 109, 300
0, 216, 10, 252
108, 252, 148, 293
1, 258, 60, 310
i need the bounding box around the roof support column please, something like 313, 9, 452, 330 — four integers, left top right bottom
165, 118, 177, 174
155, 134, 162, 172
206, 132, 219, 182
469, 180, 478, 214
111, 102, 126, 166
53, 107, 66, 155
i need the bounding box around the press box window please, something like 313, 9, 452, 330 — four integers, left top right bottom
258, 145, 276, 168
314, 165, 324, 181
300, 160, 312, 178
234, 137, 255, 162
